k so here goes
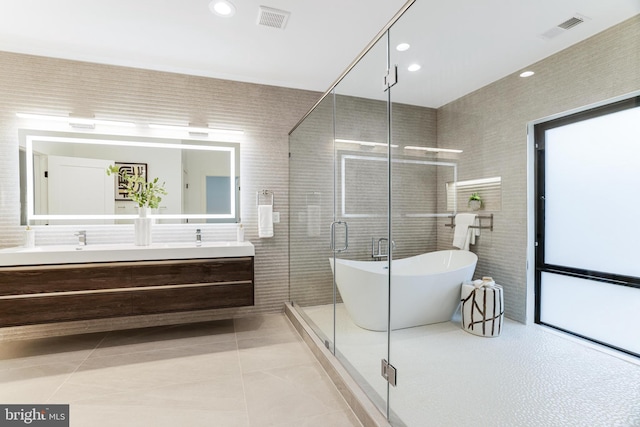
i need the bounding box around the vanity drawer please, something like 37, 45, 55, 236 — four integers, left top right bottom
0, 263, 127, 295
0, 293, 132, 327
130, 282, 254, 314
0, 257, 254, 296
129, 257, 254, 287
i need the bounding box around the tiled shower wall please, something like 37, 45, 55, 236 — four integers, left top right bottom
289, 94, 439, 307
436, 15, 640, 322
0, 51, 320, 339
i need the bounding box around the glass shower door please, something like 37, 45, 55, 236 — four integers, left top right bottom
387, 1, 467, 424
332, 34, 392, 416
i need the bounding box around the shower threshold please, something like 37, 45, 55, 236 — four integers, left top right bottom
284, 302, 392, 427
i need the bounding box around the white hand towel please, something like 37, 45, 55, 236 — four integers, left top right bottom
452, 213, 477, 250
258, 204, 274, 238
469, 216, 481, 246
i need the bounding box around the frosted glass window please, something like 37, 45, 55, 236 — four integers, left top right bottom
545, 107, 640, 277
540, 272, 640, 355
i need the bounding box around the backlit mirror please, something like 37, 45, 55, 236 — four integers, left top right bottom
19, 130, 240, 225
340, 152, 457, 218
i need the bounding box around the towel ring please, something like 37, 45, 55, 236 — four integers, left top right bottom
257, 190, 274, 207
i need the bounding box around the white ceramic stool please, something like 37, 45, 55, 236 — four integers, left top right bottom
460, 277, 504, 337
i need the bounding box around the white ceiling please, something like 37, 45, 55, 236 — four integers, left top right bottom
0, 0, 638, 108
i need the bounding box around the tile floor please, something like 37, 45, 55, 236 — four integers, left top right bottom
303, 303, 640, 427
0, 314, 362, 427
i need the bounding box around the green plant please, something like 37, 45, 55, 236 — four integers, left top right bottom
468, 192, 482, 206
107, 165, 167, 209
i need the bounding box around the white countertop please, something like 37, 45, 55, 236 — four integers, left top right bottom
0, 241, 255, 267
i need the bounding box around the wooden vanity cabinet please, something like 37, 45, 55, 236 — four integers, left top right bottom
0, 257, 254, 327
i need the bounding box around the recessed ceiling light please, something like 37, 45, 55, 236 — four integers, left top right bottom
408, 64, 421, 72
209, 0, 236, 17
396, 43, 410, 52
520, 70, 535, 78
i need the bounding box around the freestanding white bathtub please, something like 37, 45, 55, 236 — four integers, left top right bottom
329, 250, 478, 331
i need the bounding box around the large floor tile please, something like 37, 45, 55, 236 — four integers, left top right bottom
0, 332, 106, 371
0, 370, 75, 403
274, 409, 362, 427
70, 403, 249, 427
238, 338, 316, 373
0, 313, 361, 427
243, 363, 351, 427
67, 342, 241, 393
47, 381, 132, 404
234, 314, 298, 341
140, 378, 248, 411
92, 319, 235, 357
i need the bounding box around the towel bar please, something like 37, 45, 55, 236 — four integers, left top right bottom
445, 214, 493, 231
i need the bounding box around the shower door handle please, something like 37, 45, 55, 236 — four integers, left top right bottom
330, 221, 349, 253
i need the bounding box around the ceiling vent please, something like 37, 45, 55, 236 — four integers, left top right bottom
558, 16, 584, 30
257, 6, 290, 30
540, 14, 589, 40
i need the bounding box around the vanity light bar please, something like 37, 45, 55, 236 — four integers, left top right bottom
404, 146, 463, 154
27, 135, 235, 152
16, 113, 135, 128
335, 138, 399, 148
16, 113, 244, 135
148, 123, 244, 135
455, 177, 501, 187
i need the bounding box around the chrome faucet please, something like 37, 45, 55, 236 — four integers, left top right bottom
74, 230, 87, 246
371, 237, 395, 260
195, 229, 202, 246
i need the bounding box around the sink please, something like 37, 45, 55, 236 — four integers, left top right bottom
0, 241, 255, 266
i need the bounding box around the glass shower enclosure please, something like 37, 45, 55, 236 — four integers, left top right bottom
289, 1, 462, 423
290, 0, 640, 424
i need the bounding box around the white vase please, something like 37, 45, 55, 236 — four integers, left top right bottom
134, 207, 152, 246
469, 199, 481, 211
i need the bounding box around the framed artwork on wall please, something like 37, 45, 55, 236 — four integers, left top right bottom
114, 162, 147, 201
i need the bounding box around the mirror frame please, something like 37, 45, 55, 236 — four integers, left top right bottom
20, 129, 240, 224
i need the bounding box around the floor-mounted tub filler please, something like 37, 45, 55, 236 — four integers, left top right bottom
330, 250, 478, 331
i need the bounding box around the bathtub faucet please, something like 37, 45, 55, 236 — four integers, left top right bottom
372, 237, 395, 260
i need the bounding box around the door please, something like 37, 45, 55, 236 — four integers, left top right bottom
47, 155, 115, 224
535, 96, 640, 357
